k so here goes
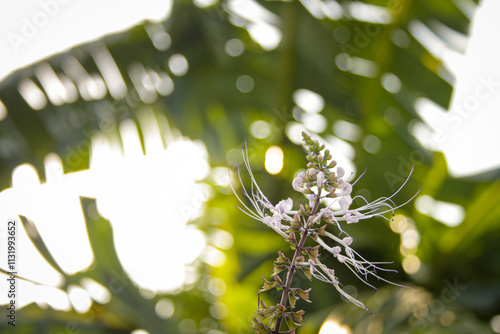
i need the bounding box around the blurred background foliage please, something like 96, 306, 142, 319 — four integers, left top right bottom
0, 0, 499, 333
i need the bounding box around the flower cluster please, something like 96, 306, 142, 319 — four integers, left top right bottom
231, 132, 418, 333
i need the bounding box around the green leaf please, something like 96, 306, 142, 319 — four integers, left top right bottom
291, 309, 305, 323
296, 288, 312, 303
273, 264, 285, 276
285, 316, 301, 330
300, 267, 312, 281
18, 215, 65, 275
288, 290, 299, 308
260, 277, 279, 292
273, 274, 284, 286
275, 251, 289, 264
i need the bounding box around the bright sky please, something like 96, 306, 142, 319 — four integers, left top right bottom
1, 0, 499, 177
0, 0, 172, 80
414, 0, 500, 177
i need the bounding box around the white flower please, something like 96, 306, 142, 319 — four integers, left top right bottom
322, 166, 419, 226
292, 171, 306, 193
229, 142, 292, 238
316, 171, 325, 187
343, 237, 354, 246
336, 166, 345, 178
275, 198, 293, 215
319, 208, 334, 219
231, 135, 419, 314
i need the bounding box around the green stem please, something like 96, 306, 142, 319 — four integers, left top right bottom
272, 196, 320, 333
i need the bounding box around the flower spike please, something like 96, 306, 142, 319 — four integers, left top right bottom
231, 132, 419, 332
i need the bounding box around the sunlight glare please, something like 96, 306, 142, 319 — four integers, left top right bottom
0, 111, 211, 310
416, 195, 465, 227
265, 146, 284, 175
10, 160, 94, 276
68, 285, 92, 313
0, 99, 6, 120
319, 320, 351, 334
293, 89, 325, 113
91, 112, 209, 293
18, 79, 48, 110
81, 278, 111, 304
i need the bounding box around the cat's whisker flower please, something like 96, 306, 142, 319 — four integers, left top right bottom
232, 132, 419, 331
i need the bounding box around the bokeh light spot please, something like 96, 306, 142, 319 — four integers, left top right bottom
250, 120, 272, 139
333, 120, 362, 142
236, 75, 254, 93
168, 54, 189, 76
131, 330, 149, 334
403, 255, 421, 274
156, 298, 175, 319
265, 146, 284, 174
384, 107, 401, 125
333, 26, 350, 43
381, 72, 402, 93
390, 214, 408, 233
68, 285, 92, 314
439, 310, 456, 327
362, 134, 382, 154
319, 320, 351, 334
491, 315, 500, 333
225, 38, 245, 56
293, 88, 325, 113
209, 301, 228, 319
179, 318, 197, 334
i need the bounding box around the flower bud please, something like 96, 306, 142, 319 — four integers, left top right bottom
328, 160, 337, 168
316, 171, 325, 186
343, 237, 354, 246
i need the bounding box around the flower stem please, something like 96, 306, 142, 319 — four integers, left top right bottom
272, 197, 320, 333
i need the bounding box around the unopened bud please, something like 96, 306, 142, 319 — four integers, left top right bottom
317, 171, 325, 186
328, 160, 337, 168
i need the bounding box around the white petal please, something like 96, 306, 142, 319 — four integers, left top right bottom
344, 213, 359, 224
276, 198, 293, 214
341, 183, 352, 196
337, 167, 345, 178
317, 171, 325, 186
343, 237, 354, 245
292, 177, 304, 192
339, 195, 352, 211
332, 246, 341, 256
320, 208, 333, 219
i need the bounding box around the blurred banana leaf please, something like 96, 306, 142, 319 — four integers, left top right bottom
1, 0, 499, 333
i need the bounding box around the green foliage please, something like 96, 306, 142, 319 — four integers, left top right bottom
0, 0, 497, 333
